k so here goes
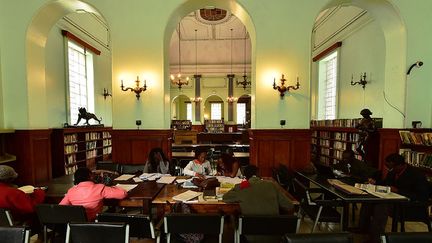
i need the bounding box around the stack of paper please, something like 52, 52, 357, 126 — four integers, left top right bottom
156, 176, 176, 184
115, 184, 138, 192
172, 190, 202, 202
139, 173, 170, 181
114, 174, 135, 181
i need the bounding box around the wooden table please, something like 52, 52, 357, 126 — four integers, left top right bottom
172, 151, 249, 158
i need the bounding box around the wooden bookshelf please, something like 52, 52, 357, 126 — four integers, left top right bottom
205, 120, 224, 133
171, 120, 192, 130
398, 129, 432, 174
51, 127, 112, 177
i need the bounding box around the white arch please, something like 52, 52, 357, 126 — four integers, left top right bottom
163, 0, 256, 127
314, 0, 406, 127
26, 0, 109, 127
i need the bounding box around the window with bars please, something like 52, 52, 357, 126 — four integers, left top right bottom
317, 51, 338, 120
67, 40, 95, 124
210, 103, 222, 120
186, 102, 192, 121
237, 103, 246, 124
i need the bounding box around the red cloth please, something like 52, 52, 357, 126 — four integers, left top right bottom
59, 181, 127, 221
239, 179, 250, 190
0, 182, 45, 221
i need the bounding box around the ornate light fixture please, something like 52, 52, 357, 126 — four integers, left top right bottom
171, 23, 189, 90
273, 74, 300, 97
102, 88, 112, 100
121, 76, 147, 100
350, 72, 368, 89
190, 97, 202, 103
227, 28, 237, 103
226, 96, 238, 103
236, 28, 251, 90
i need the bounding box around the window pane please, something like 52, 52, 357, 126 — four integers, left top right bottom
186, 103, 192, 121
211, 103, 222, 120
318, 51, 338, 120
237, 103, 246, 124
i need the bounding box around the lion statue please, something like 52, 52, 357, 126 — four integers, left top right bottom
75, 107, 102, 125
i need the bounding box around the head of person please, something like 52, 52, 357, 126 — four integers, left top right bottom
194, 148, 207, 163
385, 153, 406, 173
74, 167, 92, 185
243, 165, 258, 180
0, 165, 18, 183
342, 149, 355, 162
148, 148, 166, 163
360, 108, 372, 118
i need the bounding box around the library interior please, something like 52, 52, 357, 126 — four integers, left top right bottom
0, 0, 431, 242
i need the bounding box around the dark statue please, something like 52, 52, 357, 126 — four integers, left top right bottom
75, 107, 102, 126
355, 108, 376, 159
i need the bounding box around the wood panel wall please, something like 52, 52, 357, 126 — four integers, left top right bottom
111, 129, 172, 164
7, 130, 52, 185
248, 129, 311, 176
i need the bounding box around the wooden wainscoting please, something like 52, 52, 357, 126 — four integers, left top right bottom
111, 129, 172, 164
7, 130, 52, 185
248, 129, 311, 176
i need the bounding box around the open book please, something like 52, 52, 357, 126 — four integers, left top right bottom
172, 190, 202, 202
354, 183, 406, 199
18, 185, 35, 194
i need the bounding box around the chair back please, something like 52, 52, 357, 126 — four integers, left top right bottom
0, 208, 13, 226
96, 161, 119, 173
97, 213, 155, 239
66, 222, 129, 243
120, 164, 145, 174
36, 204, 87, 224
382, 232, 432, 243
164, 213, 223, 243
292, 178, 309, 203
0, 226, 30, 243
284, 233, 353, 243
239, 215, 299, 236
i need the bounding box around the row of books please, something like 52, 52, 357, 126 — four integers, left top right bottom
65, 144, 78, 154
65, 165, 78, 175
64, 134, 78, 144
86, 149, 97, 159
102, 131, 111, 139
85, 132, 100, 141
399, 131, 432, 146
103, 139, 112, 146
171, 120, 192, 130
103, 147, 112, 155
86, 141, 97, 150
400, 149, 432, 168
66, 154, 76, 164
311, 118, 383, 128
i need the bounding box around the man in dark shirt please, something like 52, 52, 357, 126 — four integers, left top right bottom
360, 153, 429, 243
332, 149, 380, 182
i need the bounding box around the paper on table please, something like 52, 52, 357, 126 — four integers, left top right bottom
114, 174, 135, 181
115, 184, 138, 192
139, 173, 171, 181
172, 190, 202, 202
156, 176, 176, 184
176, 179, 188, 184
133, 177, 142, 183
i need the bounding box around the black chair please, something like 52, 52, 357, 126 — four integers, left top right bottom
235, 215, 299, 243
382, 232, 432, 243
0, 208, 14, 226
396, 201, 432, 232
96, 161, 120, 173
120, 164, 145, 174
96, 213, 159, 242
164, 213, 224, 243
292, 178, 343, 232
0, 226, 30, 243
66, 222, 129, 243
272, 164, 295, 193
36, 204, 87, 243
284, 232, 353, 243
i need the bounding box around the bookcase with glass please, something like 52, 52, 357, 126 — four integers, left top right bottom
51, 127, 113, 177
311, 118, 382, 167
171, 120, 192, 130
398, 129, 432, 173
205, 119, 225, 133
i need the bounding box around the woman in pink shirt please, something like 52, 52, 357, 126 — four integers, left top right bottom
60, 167, 127, 221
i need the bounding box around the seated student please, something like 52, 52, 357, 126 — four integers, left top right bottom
359, 153, 429, 243
0, 165, 45, 230
332, 149, 380, 182
143, 147, 173, 174
216, 149, 241, 177
59, 167, 127, 221
183, 148, 213, 177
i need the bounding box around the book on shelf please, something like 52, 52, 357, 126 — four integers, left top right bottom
399, 130, 432, 146
311, 118, 383, 128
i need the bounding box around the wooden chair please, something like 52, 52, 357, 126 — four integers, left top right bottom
235, 215, 299, 243
66, 222, 129, 243
36, 204, 87, 243
0, 208, 14, 226
284, 232, 353, 243
97, 213, 159, 242
96, 161, 120, 173
120, 164, 145, 174
0, 226, 30, 243
381, 232, 432, 243
163, 213, 224, 243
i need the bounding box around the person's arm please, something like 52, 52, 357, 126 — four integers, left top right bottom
203, 161, 213, 175
102, 186, 128, 199
11, 190, 45, 215
183, 161, 197, 176
229, 162, 240, 178
222, 185, 240, 202
143, 160, 150, 173
59, 191, 71, 205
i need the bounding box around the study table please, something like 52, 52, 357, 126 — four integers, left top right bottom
172, 151, 249, 159
296, 171, 409, 231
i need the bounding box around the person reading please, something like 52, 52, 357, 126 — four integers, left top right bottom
183, 148, 213, 178
143, 147, 173, 174
332, 149, 379, 182
216, 149, 241, 177
59, 167, 128, 221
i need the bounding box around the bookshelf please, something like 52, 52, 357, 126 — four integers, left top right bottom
51, 127, 113, 177
171, 120, 192, 130
398, 129, 432, 173
204, 120, 225, 133
311, 118, 382, 167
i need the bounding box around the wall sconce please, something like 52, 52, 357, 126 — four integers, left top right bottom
102, 88, 112, 100
227, 96, 238, 103
273, 74, 300, 97
190, 97, 202, 103
350, 73, 368, 89
120, 76, 147, 100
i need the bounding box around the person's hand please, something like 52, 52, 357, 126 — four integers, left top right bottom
195, 173, 205, 180
367, 178, 376, 184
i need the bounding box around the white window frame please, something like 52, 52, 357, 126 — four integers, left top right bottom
186, 102, 192, 121
236, 103, 246, 125
317, 51, 339, 120
210, 103, 222, 120
66, 40, 95, 125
